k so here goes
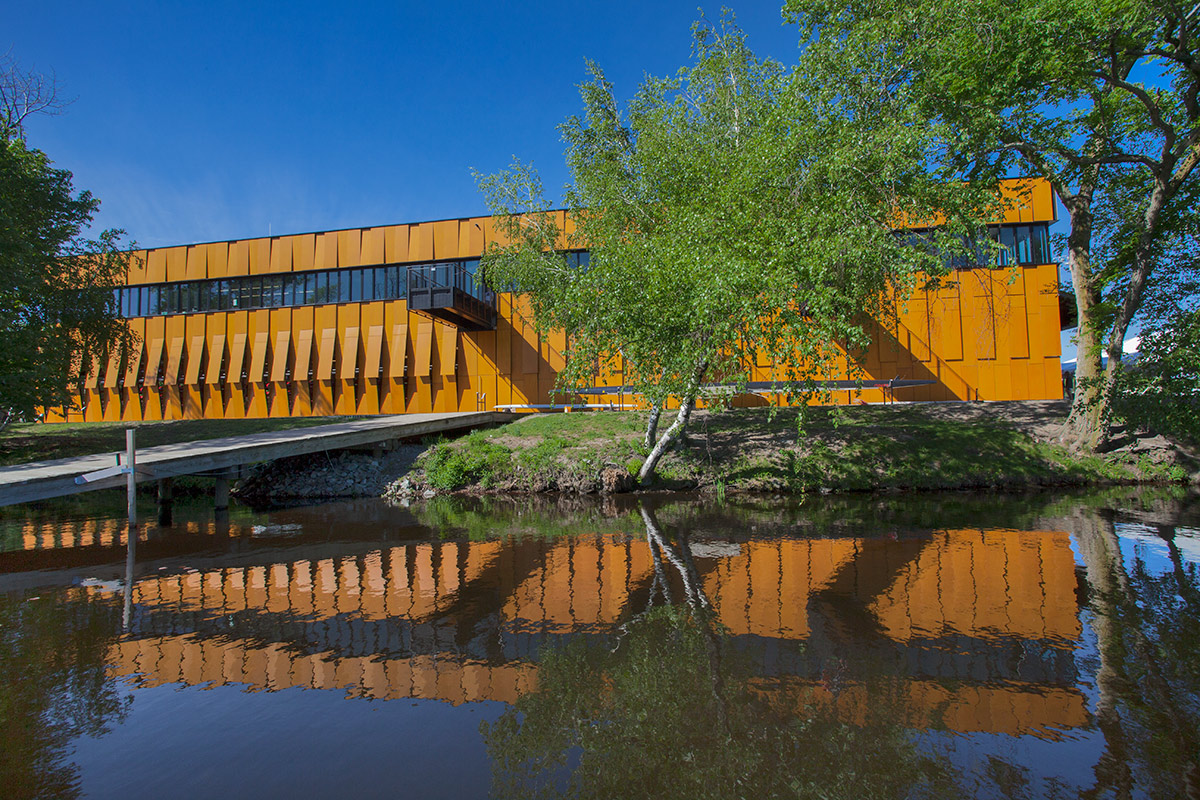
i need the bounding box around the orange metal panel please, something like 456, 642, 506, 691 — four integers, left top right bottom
432, 220, 458, 259
362, 229, 385, 264
146, 250, 168, 282
145, 337, 165, 384
227, 241, 249, 277
338, 230, 362, 268
271, 331, 292, 382
124, 338, 145, 386
165, 337, 185, 384
127, 249, 150, 285
318, 329, 337, 380
165, 247, 187, 282
207, 242, 229, 278
228, 333, 249, 381
207, 334, 227, 385
295, 329, 315, 378
104, 350, 122, 388
414, 320, 433, 377
365, 326, 384, 380
186, 336, 206, 383
185, 246, 207, 280
437, 324, 458, 377
461, 332, 479, 378
84, 355, 102, 389
250, 332, 270, 382
340, 327, 361, 381
460, 219, 485, 258
409, 225, 433, 261
249, 239, 272, 275
385, 226, 410, 263
389, 322, 409, 378
293, 234, 316, 271
315, 232, 339, 269
270, 238, 292, 273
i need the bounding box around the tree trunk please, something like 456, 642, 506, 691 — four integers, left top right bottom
1062, 195, 1109, 451
644, 405, 661, 450
637, 361, 707, 483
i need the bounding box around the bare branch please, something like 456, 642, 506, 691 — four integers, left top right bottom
0, 52, 69, 136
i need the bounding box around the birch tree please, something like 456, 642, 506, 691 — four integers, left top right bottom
476, 16, 980, 481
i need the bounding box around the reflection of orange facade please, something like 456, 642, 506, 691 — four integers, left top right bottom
50, 179, 1061, 422
99, 527, 1086, 736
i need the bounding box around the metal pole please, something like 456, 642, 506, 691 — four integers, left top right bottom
123, 429, 137, 632
126, 429, 137, 529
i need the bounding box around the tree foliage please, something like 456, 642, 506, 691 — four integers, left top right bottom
476, 16, 987, 480
786, 0, 1200, 449
0, 58, 132, 425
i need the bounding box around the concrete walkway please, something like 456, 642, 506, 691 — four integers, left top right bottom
0, 412, 512, 507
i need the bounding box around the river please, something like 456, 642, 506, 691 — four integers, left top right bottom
2, 488, 1198, 799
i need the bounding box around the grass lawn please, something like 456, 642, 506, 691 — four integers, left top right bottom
408, 403, 1193, 493
0, 417, 354, 467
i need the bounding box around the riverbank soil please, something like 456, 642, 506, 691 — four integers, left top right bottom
396, 400, 1198, 495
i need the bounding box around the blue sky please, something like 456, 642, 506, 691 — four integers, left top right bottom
9, 1, 799, 248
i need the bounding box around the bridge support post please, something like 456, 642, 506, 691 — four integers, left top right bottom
156, 478, 173, 527
214, 471, 231, 511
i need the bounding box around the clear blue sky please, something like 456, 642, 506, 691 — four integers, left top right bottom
9, 1, 800, 248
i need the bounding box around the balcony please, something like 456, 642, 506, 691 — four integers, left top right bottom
407, 262, 497, 331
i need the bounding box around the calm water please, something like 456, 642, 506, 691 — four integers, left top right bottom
2, 488, 1199, 799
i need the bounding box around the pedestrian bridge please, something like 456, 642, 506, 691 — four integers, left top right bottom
0, 411, 510, 507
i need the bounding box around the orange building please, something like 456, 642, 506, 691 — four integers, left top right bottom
52, 178, 1062, 422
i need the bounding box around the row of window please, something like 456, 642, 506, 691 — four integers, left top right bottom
112, 252, 594, 319
112, 232, 1043, 320
899, 223, 1052, 268
114, 259, 489, 319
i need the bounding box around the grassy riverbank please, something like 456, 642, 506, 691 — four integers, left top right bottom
0, 416, 352, 467
402, 401, 1196, 495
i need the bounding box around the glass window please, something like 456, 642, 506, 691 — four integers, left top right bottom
1031, 225, 1050, 264
303, 273, 315, 305
374, 267, 387, 300
347, 269, 360, 302
284, 276, 296, 306
999, 226, 1017, 266
1015, 226, 1032, 264
317, 272, 330, 304
338, 271, 352, 303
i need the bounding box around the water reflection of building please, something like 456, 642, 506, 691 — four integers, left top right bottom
96, 528, 1086, 737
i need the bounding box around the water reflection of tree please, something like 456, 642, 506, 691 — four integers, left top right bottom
1075, 512, 1200, 800
482, 502, 950, 800
0, 590, 129, 799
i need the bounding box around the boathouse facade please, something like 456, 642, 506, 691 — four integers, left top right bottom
54, 178, 1064, 422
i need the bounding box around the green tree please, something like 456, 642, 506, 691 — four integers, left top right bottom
476, 16, 984, 481
785, 0, 1200, 450
0, 56, 132, 427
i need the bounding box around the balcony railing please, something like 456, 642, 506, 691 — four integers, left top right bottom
407, 260, 498, 331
